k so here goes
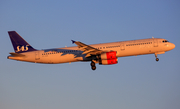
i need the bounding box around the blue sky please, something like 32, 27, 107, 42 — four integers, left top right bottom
0, 0, 180, 109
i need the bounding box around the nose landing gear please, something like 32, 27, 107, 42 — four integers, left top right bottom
91, 61, 96, 70
155, 53, 159, 62
156, 58, 159, 61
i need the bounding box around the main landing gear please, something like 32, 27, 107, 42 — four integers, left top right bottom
155, 53, 159, 62
91, 61, 96, 70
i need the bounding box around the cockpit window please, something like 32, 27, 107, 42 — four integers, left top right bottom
162, 40, 169, 43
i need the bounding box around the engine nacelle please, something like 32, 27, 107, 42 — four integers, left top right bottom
99, 51, 118, 65
99, 58, 118, 65
100, 51, 117, 60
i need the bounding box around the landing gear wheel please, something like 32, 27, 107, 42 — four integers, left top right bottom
91, 62, 95, 66
90, 61, 96, 70
91, 66, 96, 70
156, 58, 159, 62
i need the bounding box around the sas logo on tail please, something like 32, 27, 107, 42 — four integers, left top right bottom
16, 45, 29, 52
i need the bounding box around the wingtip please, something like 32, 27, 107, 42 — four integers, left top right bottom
71, 40, 76, 44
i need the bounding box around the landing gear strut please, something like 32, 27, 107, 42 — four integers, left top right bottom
91, 61, 96, 70
155, 54, 159, 62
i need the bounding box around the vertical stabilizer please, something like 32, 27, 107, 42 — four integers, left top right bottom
8, 31, 37, 53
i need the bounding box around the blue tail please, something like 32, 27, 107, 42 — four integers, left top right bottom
8, 31, 37, 53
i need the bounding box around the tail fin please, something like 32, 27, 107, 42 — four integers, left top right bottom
8, 31, 37, 53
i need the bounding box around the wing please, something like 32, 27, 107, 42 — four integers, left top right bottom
72, 40, 103, 57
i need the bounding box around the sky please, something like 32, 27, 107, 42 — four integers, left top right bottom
0, 0, 180, 109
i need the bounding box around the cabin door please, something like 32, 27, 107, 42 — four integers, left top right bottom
153, 39, 158, 47
35, 51, 40, 60
120, 43, 125, 50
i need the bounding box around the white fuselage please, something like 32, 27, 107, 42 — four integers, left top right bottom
8, 38, 175, 64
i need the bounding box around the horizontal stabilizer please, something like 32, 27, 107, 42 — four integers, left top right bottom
9, 52, 25, 57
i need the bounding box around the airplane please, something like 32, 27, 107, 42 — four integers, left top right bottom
7, 31, 175, 70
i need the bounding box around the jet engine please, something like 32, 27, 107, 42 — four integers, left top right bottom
99, 51, 118, 65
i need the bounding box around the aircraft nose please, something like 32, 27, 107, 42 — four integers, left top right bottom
165, 43, 175, 51
168, 43, 175, 50
171, 43, 175, 49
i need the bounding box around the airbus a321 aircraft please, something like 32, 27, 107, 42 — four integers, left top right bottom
7, 31, 175, 70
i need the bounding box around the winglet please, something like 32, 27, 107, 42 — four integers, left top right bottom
71, 40, 76, 44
